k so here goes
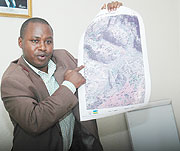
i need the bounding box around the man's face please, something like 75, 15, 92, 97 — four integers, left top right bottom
18, 22, 54, 72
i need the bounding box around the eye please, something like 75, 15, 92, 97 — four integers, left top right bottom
46, 40, 53, 45
31, 40, 39, 44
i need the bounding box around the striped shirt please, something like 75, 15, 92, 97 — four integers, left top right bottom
23, 58, 75, 151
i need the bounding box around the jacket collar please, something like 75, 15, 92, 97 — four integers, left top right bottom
17, 56, 50, 100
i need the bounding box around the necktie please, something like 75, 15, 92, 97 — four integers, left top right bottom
9, 0, 15, 8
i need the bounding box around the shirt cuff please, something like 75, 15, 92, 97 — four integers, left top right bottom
62, 81, 76, 94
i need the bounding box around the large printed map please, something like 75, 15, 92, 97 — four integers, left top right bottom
78, 7, 151, 121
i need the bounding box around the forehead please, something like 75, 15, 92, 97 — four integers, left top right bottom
24, 22, 53, 37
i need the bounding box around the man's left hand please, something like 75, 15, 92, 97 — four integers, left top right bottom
101, 1, 123, 11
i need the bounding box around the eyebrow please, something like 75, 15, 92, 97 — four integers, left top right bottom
32, 36, 53, 39
46, 36, 53, 39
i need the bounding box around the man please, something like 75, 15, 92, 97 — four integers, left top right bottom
0, 0, 14, 8
0, 0, 27, 9
1, 2, 122, 151
15, 0, 27, 9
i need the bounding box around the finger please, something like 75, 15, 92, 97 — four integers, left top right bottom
107, 1, 123, 11
109, 1, 117, 11
101, 4, 106, 9
117, 1, 123, 8
114, 1, 122, 10
114, 1, 119, 10
64, 70, 72, 76
74, 65, 85, 72
113, 1, 118, 10
107, 2, 114, 11
65, 70, 72, 74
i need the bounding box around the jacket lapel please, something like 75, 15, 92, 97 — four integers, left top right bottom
18, 57, 50, 101
17, 53, 99, 139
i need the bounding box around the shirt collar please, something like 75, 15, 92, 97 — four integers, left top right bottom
22, 56, 56, 77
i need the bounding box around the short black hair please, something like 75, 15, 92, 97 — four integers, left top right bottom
20, 17, 53, 38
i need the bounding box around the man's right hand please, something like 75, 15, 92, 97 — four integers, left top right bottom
64, 65, 86, 88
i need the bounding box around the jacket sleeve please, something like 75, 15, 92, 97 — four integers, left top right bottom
1, 74, 78, 136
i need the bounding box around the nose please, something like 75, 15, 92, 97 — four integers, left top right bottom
39, 41, 46, 51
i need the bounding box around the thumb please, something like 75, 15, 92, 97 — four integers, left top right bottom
101, 4, 106, 10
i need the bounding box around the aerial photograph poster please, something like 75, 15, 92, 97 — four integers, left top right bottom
78, 6, 151, 121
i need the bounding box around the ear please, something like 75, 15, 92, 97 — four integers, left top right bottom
18, 37, 23, 48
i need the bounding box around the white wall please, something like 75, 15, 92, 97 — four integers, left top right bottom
179, 1, 180, 57
0, 0, 180, 151
99, 0, 180, 150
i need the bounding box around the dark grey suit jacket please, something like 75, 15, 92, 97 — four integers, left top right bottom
0, 0, 8, 7
0, 0, 27, 9
1, 49, 103, 151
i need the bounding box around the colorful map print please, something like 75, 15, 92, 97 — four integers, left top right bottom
83, 15, 145, 110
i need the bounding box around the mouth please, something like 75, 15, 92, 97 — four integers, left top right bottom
36, 53, 48, 61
